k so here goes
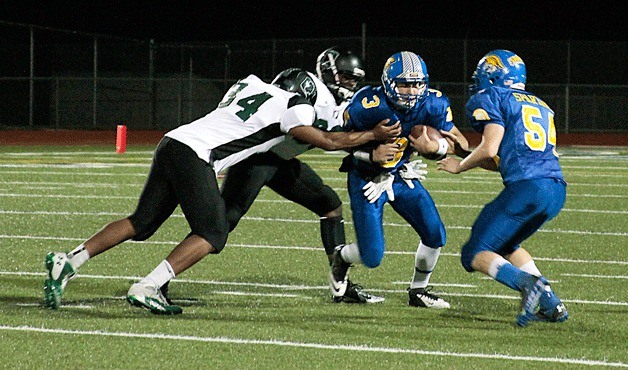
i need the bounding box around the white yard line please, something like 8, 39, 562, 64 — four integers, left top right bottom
0, 325, 625, 367
1, 234, 627, 264
0, 207, 628, 236
1, 271, 626, 306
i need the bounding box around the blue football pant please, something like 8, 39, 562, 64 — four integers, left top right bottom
347, 169, 446, 268
460, 177, 567, 272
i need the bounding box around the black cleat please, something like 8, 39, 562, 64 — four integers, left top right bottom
408, 287, 450, 309
328, 246, 351, 297
333, 280, 385, 304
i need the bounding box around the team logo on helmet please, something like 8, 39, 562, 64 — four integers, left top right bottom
384, 57, 395, 69
300, 78, 316, 101
485, 55, 505, 69
507, 55, 524, 68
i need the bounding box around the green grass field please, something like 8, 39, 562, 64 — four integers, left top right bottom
0, 144, 626, 369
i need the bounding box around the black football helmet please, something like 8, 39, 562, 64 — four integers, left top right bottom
316, 47, 365, 102
272, 68, 318, 105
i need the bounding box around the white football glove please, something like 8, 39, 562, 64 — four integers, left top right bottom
362, 172, 395, 203
399, 159, 428, 189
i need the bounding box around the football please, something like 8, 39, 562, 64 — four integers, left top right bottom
409, 124, 443, 141
409, 125, 449, 160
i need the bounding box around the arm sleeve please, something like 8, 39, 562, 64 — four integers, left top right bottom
280, 99, 316, 133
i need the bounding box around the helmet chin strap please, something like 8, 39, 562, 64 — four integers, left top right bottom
328, 84, 354, 102
336, 86, 353, 100
390, 96, 416, 111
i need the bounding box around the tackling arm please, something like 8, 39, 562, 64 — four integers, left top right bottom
288, 119, 401, 151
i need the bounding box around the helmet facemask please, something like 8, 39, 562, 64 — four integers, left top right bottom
316, 48, 365, 102
387, 79, 427, 109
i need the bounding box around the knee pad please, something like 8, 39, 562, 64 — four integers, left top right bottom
424, 226, 446, 249
460, 243, 476, 272
360, 249, 384, 268
129, 216, 158, 241
225, 207, 245, 232
316, 185, 342, 214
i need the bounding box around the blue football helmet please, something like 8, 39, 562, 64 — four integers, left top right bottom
381, 51, 429, 110
469, 49, 527, 95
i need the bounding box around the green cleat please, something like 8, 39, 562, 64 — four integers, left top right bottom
127, 282, 183, 315
43, 252, 76, 309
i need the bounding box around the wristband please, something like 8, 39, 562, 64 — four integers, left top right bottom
436, 138, 449, 156
353, 150, 372, 163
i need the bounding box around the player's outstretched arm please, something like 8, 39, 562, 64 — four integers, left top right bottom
444, 126, 470, 154
288, 119, 400, 151
437, 123, 503, 173
440, 129, 471, 158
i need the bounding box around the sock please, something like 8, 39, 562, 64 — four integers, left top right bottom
320, 215, 346, 257
410, 242, 441, 289
67, 244, 89, 269
519, 260, 542, 277
487, 256, 508, 279
494, 260, 529, 291
140, 260, 176, 288
340, 242, 362, 264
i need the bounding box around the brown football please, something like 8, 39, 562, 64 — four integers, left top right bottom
409, 124, 443, 141
409, 125, 449, 160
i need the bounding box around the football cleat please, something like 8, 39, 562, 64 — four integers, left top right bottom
328, 245, 351, 297
43, 252, 76, 309
408, 287, 450, 309
127, 282, 182, 315
516, 275, 548, 327
535, 285, 569, 323
160, 281, 173, 305
333, 281, 385, 304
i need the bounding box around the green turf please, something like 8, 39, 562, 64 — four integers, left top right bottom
0, 145, 626, 369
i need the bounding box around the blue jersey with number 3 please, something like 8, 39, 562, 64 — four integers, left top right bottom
466, 86, 564, 184
344, 85, 455, 173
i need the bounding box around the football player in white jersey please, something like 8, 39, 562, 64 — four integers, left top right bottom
43, 69, 401, 314
213, 48, 391, 304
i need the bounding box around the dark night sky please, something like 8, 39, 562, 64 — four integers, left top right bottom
1, 0, 625, 43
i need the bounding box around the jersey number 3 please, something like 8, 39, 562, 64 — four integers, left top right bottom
522, 105, 558, 156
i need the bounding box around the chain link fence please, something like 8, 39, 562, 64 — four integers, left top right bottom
1, 21, 626, 133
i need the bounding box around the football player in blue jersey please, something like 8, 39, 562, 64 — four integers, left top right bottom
437, 49, 569, 326
328, 51, 470, 309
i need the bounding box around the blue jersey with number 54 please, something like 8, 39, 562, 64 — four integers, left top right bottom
467, 86, 564, 184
